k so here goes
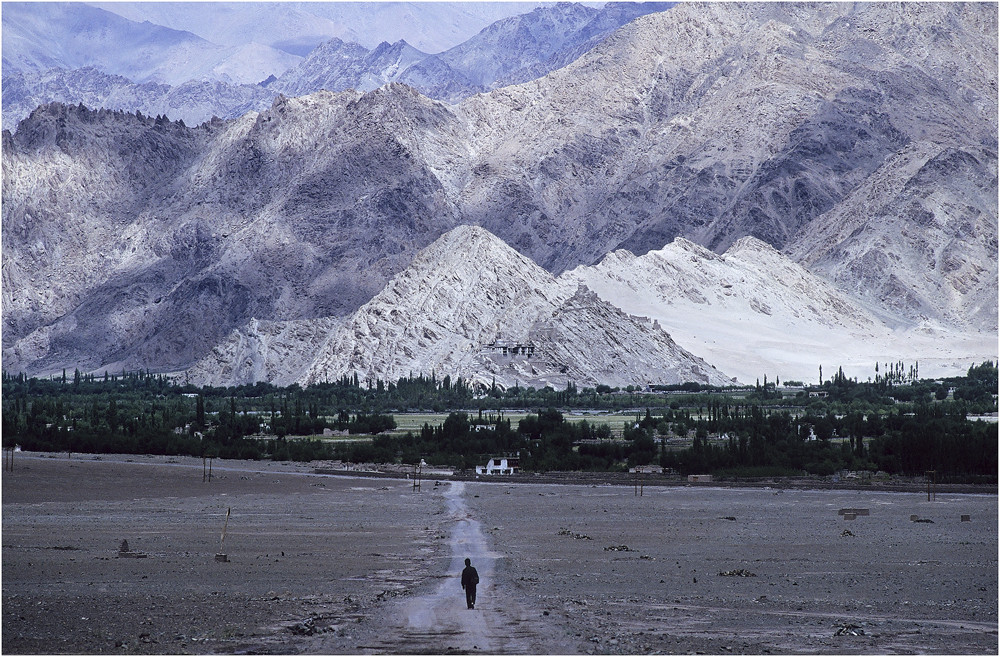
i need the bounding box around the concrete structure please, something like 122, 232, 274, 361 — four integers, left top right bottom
475, 456, 520, 475
480, 340, 535, 358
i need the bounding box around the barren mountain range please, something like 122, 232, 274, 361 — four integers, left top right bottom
2, 2, 997, 387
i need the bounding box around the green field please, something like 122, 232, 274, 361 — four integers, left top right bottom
391, 411, 641, 436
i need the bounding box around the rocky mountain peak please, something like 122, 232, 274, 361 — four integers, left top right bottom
278, 225, 734, 389
724, 235, 788, 263
302, 36, 368, 63
409, 224, 535, 271
358, 224, 562, 325
369, 39, 426, 59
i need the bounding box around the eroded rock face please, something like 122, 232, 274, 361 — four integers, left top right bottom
3, 3, 996, 381
787, 143, 999, 332
456, 3, 996, 279
2, 90, 463, 374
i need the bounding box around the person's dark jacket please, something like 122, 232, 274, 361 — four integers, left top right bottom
461, 565, 479, 590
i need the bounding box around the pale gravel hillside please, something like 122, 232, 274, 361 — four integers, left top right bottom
563, 236, 995, 384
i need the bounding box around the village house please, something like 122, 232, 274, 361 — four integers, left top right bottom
475, 455, 520, 475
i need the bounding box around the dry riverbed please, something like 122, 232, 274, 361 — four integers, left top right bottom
3, 453, 997, 654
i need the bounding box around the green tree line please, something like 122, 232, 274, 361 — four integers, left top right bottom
2, 362, 995, 479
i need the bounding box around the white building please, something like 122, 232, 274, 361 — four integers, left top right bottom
475, 456, 520, 475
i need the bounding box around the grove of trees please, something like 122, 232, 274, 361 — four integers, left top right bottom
2, 362, 996, 482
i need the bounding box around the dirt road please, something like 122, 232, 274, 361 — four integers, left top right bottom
321, 481, 547, 653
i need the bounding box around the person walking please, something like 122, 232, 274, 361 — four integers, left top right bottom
461, 557, 479, 609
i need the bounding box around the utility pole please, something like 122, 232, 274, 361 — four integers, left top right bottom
413, 459, 423, 491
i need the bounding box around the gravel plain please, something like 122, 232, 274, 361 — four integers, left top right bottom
3, 452, 997, 655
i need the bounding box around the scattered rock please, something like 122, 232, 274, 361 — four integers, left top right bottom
718, 569, 757, 577
834, 623, 866, 636
288, 617, 331, 636
558, 528, 592, 540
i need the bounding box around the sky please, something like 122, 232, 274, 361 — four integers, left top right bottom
89, 2, 559, 54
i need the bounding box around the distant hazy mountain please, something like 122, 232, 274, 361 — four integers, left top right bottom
1, 1, 300, 129
3, 3, 995, 385
2, 2, 228, 84
92, 1, 552, 55
269, 2, 674, 101
90, 1, 353, 55
3, 2, 670, 129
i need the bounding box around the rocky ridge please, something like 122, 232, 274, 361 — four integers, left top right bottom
2, 68, 280, 132
187, 226, 731, 389
454, 2, 996, 283
3, 88, 464, 375
786, 142, 998, 331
